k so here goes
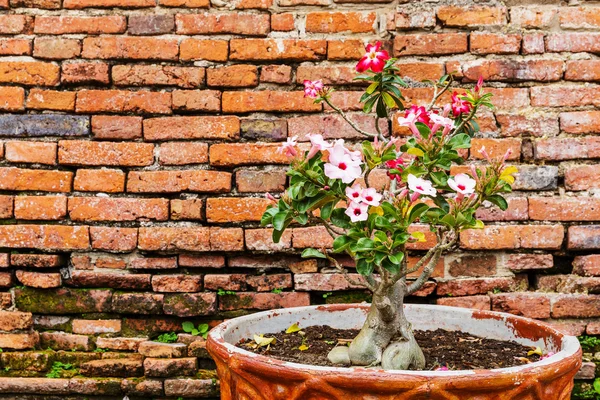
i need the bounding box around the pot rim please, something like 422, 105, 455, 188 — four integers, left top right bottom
207, 303, 581, 377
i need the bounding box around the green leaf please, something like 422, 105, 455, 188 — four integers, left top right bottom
388, 252, 404, 265
182, 321, 195, 333
382, 92, 396, 108
320, 202, 334, 220
332, 235, 352, 253
408, 203, 429, 224
486, 195, 508, 211
301, 248, 327, 259
356, 258, 374, 276
331, 208, 352, 229
198, 324, 209, 334
376, 97, 388, 118
447, 133, 471, 149
191, 329, 199, 336
593, 378, 600, 394
272, 211, 288, 231
355, 237, 375, 251
294, 213, 308, 225
272, 228, 285, 243
260, 206, 278, 227
366, 82, 379, 94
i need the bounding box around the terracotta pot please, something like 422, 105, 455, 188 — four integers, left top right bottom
207, 304, 582, 400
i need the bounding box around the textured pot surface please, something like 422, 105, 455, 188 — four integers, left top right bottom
207, 304, 582, 400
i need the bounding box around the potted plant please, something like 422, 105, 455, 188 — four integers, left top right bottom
207, 42, 582, 399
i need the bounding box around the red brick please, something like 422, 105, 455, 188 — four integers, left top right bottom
460, 225, 564, 250
230, 39, 326, 61
207, 65, 257, 88
159, 0, 208, 7
588, 322, 600, 335
546, 33, 600, 53
72, 319, 121, 334
234, 0, 272, 8
552, 294, 600, 318
144, 116, 239, 141
437, 5, 505, 27
272, 13, 294, 31
179, 39, 228, 62
14, 196, 66, 220
327, 39, 363, 60
130, 257, 177, 270
96, 337, 147, 351
61, 62, 109, 85
76, 90, 171, 114
565, 165, 600, 191
260, 65, 292, 84
69, 270, 151, 290
295, 273, 365, 291
68, 197, 168, 222
91, 116, 142, 140
296, 65, 360, 86
568, 225, 600, 250
394, 33, 467, 56
59, 140, 154, 166
522, 33, 545, 55
0, 273, 12, 288
436, 276, 527, 296
0, 39, 31, 56
559, 6, 600, 29
0, 197, 12, 219
0, 87, 24, 111
245, 228, 292, 251
127, 170, 231, 193
26, 89, 75, 111
222, 91, 320, 113
470, 33, 521, 55
171, 199, 204, 221
510, 7, 556, 29
128, 15, 174, 35
289, 114, 387, 140
574, 255, 600, 277
175, 12, 269, 35
236, 169, 286, 193
306, 11, 376, 33
0, 333, 38, 350
0, 311, 32, 331
491, 293, 551, 319
209, 143, 291, 167
34, 16, 126, 34
144, 357, 197, 377
506, 254, 553, 272
91, 227, 137, 252
73, 169, 125, 192
565, 60, 600, 81
138, 227, 209, 252
534, 137, 600, 161
0, 61, 59, 86
5, 141, 56, 165
458, 59, 563, 82
33, 37, 80, 59
537, 274, 600, 294
172, 90, 220, 112
292, 226, 333, 249
112, 65, 204, 89
0, 225, 89, 250
470, 138, 520, 160
436, 295, 490, 311
218, 292, 310, 311
16, 271, 61, 288
64, 0, 152, 6
204, 274, 247, 291
530, 86, 598, 107
179, 254, 224, 268
210, 227, 244, 251
496, 113, 558, 138
206, 197, 270, 223
560, 111, 600, 134
159, 142, 208, 165
10, 254, 64, 268
82, 37, 178, 60
0, 15, 32, 34
0, 168, 72, 192
395, 9, 435, 30
476, 197, 528, 222
530, 197, 600, 221
151, 275, 202, 293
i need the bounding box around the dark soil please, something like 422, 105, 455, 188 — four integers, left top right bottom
237, 325, 543, 370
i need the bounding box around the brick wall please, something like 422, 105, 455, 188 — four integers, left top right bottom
0, 0, 599, 397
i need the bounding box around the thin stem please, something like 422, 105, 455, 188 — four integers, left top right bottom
324, 97, 377, 138
427, 77, 453, 111
325, 252, 376, 291
454, 106, 477, 135
406, 233, 457, 295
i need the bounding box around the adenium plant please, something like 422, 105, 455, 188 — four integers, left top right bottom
261, 41, 516, 370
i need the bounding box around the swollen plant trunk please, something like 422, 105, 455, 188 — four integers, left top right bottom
328, 279, 426, 370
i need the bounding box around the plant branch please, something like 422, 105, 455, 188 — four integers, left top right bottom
324, 97, 377, 138
454, 105, 477, 134
324, 252, 376, 292
427, 77, 453, 111
406, 232, 457, 295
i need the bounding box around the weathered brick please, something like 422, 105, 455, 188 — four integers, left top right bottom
69, 197, 168, 222
0, 15, 33, 34
436, 295, 490, 310
236, 169, 287, 193
59, 140, 154, 166
559, 6, 600, 29
461, 225, 564, 250
15, 287, 110, 314
0, 168, 73, 192
458, 59, 563, 82
172, 90, 220, 112
96, 337, 147, 351
506, 254, 553, 272
219, 292, 310, 311
91, 116, 142, 140
573, 255, 600, 277
80, 359, 143, 377
11, 0, 60, 8
144, 116, 239, 141
530, 86, 598, 107
491, 292, 551, 319
292, 226, 334, 249
446, 254, 497, 278
179, 39, 228, 62
112, 65, 204, 88
129, 257, 177, 270
34, 16, 126, 34
64, 0, 153, 7
33, 38, 81, 59
128, 15, 174, 35
0, 87, 24, 111
16, 271, 61, 288
470, 32, 521, 55
91, 227, 138, 252
0, 311, 32, 331
5, 141, 56, 165
0, 197, 12, 219
230, 39, 326, 61
260, 65, 292, 84
206, 197, 270, 223
138, 227, 210, 252
272, 13, 295, 31
568, 225, 600, 250
437, 275, 527, 296
546, 33, 600, 53
510, 6, 556, 28
394, 33, 468, 56
175, 12, 270, 35
437, 5, 505, 27
111, 293, 163, 315
170, 199, 204, 221
534, 137, 600, 161
26, 89, 75, 111
73, 169, 125, 192
0, 38, 31, 56
496, 113, 559, 138
552, 294, 600, 318
0, 333, 39, 350
240, 119, 287, 141
163, 292, 216, 316
127, 170, 231, 193
82, 37, 178, 60
151, 275, 202, 293
72, 319, 121, 334
537, 274, 600, 294
14, 195, 66, 220
522, 33, 545, 55
395, 9, 435, 30
209, 227, 243, 251
560, 111, 600, 134
0, 61, 59, 86
11, 254, 64, 268
327, 39, 363, 60
159, 0, 208, 7
305, 11, 376, 33
470, 138, 521, 160
144, 357, 197, 377
76, 90, 171, 114
164, 378, 218, 397
138, 341, 186, 358
0, 114, 88, 137
61, 62, 109, 85
529, 197, 600, 221
207, 65, 258, 88
209, 143, 290, 167
69, 270, 151, 290
222, 91, 320, 113
159, 142, 208, 165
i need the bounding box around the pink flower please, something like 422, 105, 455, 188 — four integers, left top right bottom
356, 41, 390, 73
406, 105, 431, 127
324, 141, 363, 184
335, 139, 362, 163
385, 157, 404, 182
448, 173, 476, 195
451, 92, 472, 116
345, 184, 363, 203
277, 136, 298, 157
306, 133, 332, 159
397, 112, 420, 137
361, 188, 382, 206
474, 76, 484, 94
303, 80, 324, 99
345, 201, 369, 222
408, 174, 436, 197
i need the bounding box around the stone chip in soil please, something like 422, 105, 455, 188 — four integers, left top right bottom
237, 325, 544, 370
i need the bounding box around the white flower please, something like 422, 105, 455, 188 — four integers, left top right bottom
360, 188, 382, 206
307, 133, 332, 151
430, 113, 455, 129
345, 201, 369, 222
448, 173, 476, 195
345, 183, 363, 203
324, 141, 362, 184
277, 136, 298, 157
407, 174, 437, 197
397, 112, 418, 127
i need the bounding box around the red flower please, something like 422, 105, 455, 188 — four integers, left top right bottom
451, 92, 472, 116
405, 105, 431, 127
356, 42, 390, 73
385, 157, 404, 182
